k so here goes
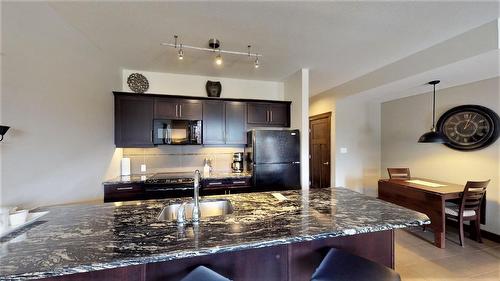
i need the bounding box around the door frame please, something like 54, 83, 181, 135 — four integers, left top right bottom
309, 112, 332, 188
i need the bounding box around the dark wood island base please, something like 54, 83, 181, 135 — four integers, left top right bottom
40, 230, 394, 281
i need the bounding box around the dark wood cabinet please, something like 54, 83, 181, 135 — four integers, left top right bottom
247, 102, 290, 127
104, 183, 146, 203
113, 92, 290, 148
154, 98, 202, 120
225, 101, 247, 144
269, 103, 289, 126
115, 95, 154, 148
203, 101, 247, 145
202, 101, 225, 145
201, 177, 252, 195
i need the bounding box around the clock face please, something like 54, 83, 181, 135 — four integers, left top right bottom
437, 105, 499, 151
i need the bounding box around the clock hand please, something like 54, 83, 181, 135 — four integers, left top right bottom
464, 115, 473, 130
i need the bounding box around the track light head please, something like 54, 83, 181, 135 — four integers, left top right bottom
215, 52, 223, 65
254, 56, 259, 68
178, 45, 184, 60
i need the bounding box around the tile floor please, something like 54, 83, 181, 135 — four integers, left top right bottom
396, 227, 500, 281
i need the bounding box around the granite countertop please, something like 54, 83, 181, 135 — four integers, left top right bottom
102, 174, 152, 185
202, 171, 252, 180
103, 172, 252, 185
0, 188, 429, 280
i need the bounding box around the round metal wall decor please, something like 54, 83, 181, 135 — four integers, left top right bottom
127, 73, 149, 93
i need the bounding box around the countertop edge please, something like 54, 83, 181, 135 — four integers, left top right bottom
3, 220, 429, 280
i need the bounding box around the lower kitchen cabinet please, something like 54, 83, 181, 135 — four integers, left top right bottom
104, 183, 146, 203
38, 231, 393, 281
201, 178, 252, 196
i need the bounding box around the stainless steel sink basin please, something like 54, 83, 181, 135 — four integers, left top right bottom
157, 199, 233, 221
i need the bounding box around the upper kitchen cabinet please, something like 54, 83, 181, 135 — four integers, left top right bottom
114, 95, 154, 148
225, 101, 247, 144
202, 100, 247, 145
247, 101, 291, 127
203, 100, 226, 145
154, 97, 202, 120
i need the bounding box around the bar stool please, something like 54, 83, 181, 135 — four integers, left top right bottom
180, 265, 230, 281
311, 248, 401, 281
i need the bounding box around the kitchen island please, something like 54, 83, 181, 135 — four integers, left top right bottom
0, 188, 429, 281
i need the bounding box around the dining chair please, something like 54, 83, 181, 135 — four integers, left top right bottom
387, 168, 411, 180
445, 180, 490, 246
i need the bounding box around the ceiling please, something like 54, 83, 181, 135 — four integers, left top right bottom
48, 1, 500, 95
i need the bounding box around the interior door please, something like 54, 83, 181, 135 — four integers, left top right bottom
309, 112, 331, 188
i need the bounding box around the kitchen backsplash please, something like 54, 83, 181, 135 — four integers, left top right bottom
123, 146, 244, 174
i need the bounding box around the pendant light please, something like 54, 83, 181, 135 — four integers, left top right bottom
418, 80, 449, 143
0, 125, 10, 142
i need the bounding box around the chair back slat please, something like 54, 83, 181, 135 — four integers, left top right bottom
459, 180, 489, 213
388, 168, 411, 179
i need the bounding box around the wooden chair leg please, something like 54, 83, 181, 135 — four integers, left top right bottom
475, 216, 482, 243
458, 217, 464, 247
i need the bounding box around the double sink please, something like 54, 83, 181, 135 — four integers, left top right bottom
157, 199, 234, 222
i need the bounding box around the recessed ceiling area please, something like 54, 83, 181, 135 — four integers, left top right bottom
47, 1, 500, 95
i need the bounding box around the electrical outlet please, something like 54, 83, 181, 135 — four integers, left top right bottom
340, 147, 348, 154
140, 164, 147, 172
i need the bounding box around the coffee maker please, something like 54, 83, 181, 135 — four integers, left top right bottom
231, 152, 244, 173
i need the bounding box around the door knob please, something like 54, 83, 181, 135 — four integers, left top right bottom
323, 162, 329, 165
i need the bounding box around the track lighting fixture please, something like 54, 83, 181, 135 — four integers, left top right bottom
162, 35, 262, 68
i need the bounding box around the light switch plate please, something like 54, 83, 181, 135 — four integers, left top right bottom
340, 147, 348, 154
140, 164, 147, 172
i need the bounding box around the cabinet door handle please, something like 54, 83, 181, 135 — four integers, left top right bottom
232, 180, 246, 184
208, 182, 223, 185
266, 110, 269, 123
116, 187, 133, 191
270, 110, 273, 122
179, 104, 182, 117
323, 162, 329, 165
175, 104, 178, 117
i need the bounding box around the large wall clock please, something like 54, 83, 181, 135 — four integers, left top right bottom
437, 105, 500, 151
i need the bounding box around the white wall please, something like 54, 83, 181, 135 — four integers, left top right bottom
284, 69, 310, 188
122, 70, 284, 100
309, 93, 336, 186
1, 2, 122, 208
335, 97, 381, 196
382, 77, 500, 234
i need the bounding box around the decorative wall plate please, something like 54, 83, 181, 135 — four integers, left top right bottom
127, 73, 149, 93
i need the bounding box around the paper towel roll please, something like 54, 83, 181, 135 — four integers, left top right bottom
121, 158, 131, 176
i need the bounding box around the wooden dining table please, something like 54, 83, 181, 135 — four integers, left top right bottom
378, 178, 486, 248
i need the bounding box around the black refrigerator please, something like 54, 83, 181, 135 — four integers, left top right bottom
245, 129, 301, 190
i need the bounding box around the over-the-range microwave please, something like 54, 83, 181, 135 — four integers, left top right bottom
153, 119, 202, 145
